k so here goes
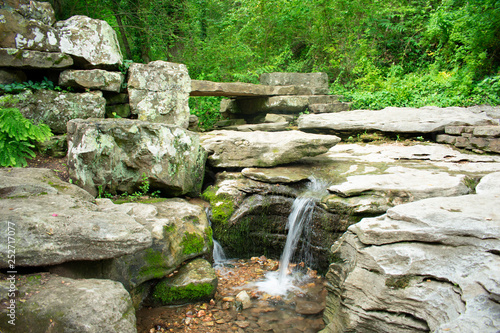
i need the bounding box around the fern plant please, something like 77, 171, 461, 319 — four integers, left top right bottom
0, 106, 53, 167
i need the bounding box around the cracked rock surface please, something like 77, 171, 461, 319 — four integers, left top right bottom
321, 172, 500, 333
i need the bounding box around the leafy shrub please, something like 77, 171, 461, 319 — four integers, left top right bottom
0, 77, 56, 94
189, 96, 226, 131
0, 106, 53, 167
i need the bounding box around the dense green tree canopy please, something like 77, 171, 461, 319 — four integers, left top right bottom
49, 0, 500, 108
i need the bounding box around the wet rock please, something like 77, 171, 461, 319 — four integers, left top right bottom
0, 168, 152, 268
67, 118, 206, 197
0, 274, 136, 333
322, 173, 500, 333
295, 299, 325, 315
55, 15, 123, 68
128, 61, 190, 127
200, 130, 340, 167
151, 258, 217, 305
236, 291, 252, 309
299, 106, 498, 134
59, 69, 124, 92
17, 89, 105, 134
0, 47, 73, 68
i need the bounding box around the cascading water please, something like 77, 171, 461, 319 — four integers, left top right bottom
256, 177, 328, 295
213, 239, 227, 267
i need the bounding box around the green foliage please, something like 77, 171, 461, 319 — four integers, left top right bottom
201, 186, 234, 224
189, 96, 225, 131
153, 281, 214, 304
0, 77, 70, 94
0, 106, 53, 167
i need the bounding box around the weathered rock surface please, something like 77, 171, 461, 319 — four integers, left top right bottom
59, 69, 124, 92
232, 95, 343, 115
67, 118, 206, 197
0, 168, 152, 268
260, 72, 329, 95
151, 258, 217, 305
0, 47, 73, 68
2, 0, 56, 25
242, 167, 310, 184
17, 89, 105, 134
128, 61, 191, 127
321, 173, 500, 333
53, 198, 212, 291
0, 4, 59, 52
299, 106, 498, 134
0, 68, 26, 84
200, 130, 341, 167
224, 122, 289, 132
34, 134, 67, 157
55, 15, 123, 67
0, 274, 136, 333
190, 80, 316, 97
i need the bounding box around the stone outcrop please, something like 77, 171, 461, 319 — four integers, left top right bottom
53, 198, 212, 291
151, 258, 217, 305
321, 172, 500, 333
55, 15, 123, 68
437, 124, 500, 153
128, 61, 191, 127
0, 168, 152, 268
200, 130, 341, 167
67, 118, 206, 197
0, 274, 136, 333
260, 72, 330, 95
299, 106, 498, 134
0, 47, 73, 68
59, 69, 124, 92
17, 89, 106, 134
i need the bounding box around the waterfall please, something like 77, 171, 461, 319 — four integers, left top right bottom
213, 240, 227, 267
256, 177, 328, 295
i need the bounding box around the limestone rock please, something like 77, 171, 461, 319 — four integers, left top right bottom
151, 258, 217, 305
224, 122, 289, 132
309, 103, 351, 113
34, 134, 67, 158
91, 198, 211, 290
59, 69, 124, 92
0, 168, 152, 268
67, 118, 206, 197
299, 106, 498, 134
190, 79, 316, 97
260, 72, 330, 95
242, 167, 310, 184
0, 274, 136, 333
0, 7, 59, 52
236, 290, 252, 309
321, 174, 500, 333
233, 95, 342, 115
18, 89, 105, 134
56, 15, 123, 68
128, 61, 191, 127
200, 130, 341, 167
475, 171, 500, 195
2, 0, 56, 25
0, 47, 73, 68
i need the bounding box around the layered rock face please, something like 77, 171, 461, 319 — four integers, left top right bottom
67, 118, 206, 197
321, 172, 500, 333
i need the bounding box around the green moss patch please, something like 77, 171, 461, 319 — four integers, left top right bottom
180, 232, 205, 255
138, 249, 171, 279
153, 282, 215, 304
201, 186, 234, 224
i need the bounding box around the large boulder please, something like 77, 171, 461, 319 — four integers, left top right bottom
200, 130, 341, 167
260, 72, 330, 95
0, 2, 59, 52
16, 89, 106, 134
51, 198, 213, 291
0, 47, 73, 68
59, 69, 124, 92
151, 258, 218, 305
0, 274, 136, 333
0, 168, 152, 268
55, 15, 123, 68
298, 106, 498, 134
321, 173, 500, 333
67, 118, 206, 197
128, 61, 191, 127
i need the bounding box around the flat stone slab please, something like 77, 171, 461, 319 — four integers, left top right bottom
298, 106, 498, 133
224, 122, 289, 132
59, 69, 124, 92
0, 168, 152, 268
260, 72, 329, 95
242, 167, 310, 183
0, 48, 73, 68
190, 80, 317, 97
200, 130, 341, 167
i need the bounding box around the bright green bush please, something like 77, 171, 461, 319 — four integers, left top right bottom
0, 106, 53, 167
